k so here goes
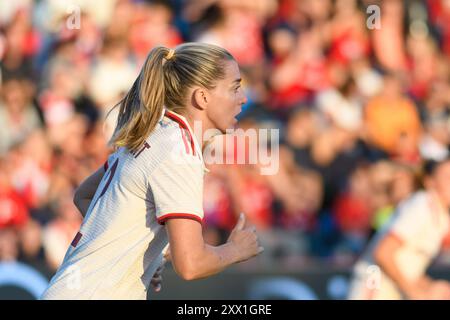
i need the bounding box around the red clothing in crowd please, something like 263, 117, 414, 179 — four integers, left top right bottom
239, 178, 274, 230
203, 175, 236, 231
0, 189, 29, 228
270, 57, 330, 109
333, 192, 372, 233
428, 0, 450, 57
328, 27, 371, 66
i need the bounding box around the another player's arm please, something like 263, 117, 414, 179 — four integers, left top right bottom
73, 166, 105, 217
165, 213, 263, 281
373, 232, 430, 299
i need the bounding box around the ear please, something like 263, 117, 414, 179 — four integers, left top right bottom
191, 87, 209, 110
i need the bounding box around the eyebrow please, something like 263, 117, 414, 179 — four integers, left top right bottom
231, 78, 242, 86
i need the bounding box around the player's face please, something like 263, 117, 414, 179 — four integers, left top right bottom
206, 60, 247, 133
431, 161, 450, 207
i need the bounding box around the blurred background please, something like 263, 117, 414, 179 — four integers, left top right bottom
1, 0, 450, 300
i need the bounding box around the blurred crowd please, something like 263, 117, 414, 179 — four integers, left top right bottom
1, 0, 450, 276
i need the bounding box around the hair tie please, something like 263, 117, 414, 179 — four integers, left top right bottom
165, 49, 175, 60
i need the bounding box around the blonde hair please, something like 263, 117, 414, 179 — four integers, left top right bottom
109, 42, 234, 153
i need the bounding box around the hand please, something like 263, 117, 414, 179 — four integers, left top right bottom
151, 257, 166, 292
227, 213, 264, 263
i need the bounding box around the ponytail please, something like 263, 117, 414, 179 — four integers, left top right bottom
109, 46, 169, 153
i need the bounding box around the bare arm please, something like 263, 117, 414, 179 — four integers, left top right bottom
165, 213, 263, 281
373, 232, 429, 299
73, 166, 105, 217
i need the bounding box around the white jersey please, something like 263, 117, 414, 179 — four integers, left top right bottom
348, 190, 450, 300
41, 109, 206, 299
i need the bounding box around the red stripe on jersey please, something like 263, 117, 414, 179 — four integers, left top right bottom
71, 232, 83, 247
157, 213, 203, 225
179, 127, 190, 155
165, 110, 196, 156
104, 160, 109, 171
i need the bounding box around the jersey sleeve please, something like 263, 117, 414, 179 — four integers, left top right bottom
147, 152, 204, 225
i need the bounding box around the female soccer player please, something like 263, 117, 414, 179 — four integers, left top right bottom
348, 158, 450, 300
41, 43, 263, 299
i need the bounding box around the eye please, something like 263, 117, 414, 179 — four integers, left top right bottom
234, 85, 241, 92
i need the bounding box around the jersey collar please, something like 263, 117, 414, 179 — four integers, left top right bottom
163, 108, 207, 171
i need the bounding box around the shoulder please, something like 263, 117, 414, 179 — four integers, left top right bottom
152, 117, 199, 159
404, 191, 429, 210
396, 191, 430, 220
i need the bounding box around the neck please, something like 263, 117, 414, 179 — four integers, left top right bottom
182, 109, 218, 151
